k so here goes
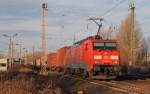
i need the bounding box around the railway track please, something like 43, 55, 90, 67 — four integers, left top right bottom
63, 75, 150, 94
97, 81, 148, 94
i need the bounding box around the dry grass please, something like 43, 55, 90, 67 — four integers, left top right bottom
0, 65, 62, 94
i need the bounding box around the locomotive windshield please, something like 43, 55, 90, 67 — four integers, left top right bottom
105, 43, 117, 50
93, 43, 105, 50
93, 42, 117, 50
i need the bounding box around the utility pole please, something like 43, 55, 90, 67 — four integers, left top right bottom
11, 34, 18, 65
41, 0, 47, 55
32, 46, 35, 70
25, 49, 28, 65
2, 34, 17, 67
8, 38, 12, 68
19, 44, 22, 64
23, 48, 28, 65
40, 0, 48, 75
32, 46, 35, 65
12, 39, 14, 65
15, 43, 22, 64
130, 1, 135, 66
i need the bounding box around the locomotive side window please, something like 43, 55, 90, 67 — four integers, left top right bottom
93, 43, 105, 50
105, 42, 117, 50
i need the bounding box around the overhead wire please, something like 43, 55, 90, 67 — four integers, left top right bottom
135, 0, 148, 10
135, 2, 150, 26
87, 0, 128, 28
101, 0, 128, 17
86, 0, 130, 39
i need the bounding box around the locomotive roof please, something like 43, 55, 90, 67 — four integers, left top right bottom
74, 35, 116, 45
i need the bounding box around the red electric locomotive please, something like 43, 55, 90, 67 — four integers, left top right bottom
64, 35, 120, 79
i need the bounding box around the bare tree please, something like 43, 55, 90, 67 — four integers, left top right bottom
117, 13, 145, 66
101, 26, 116, 40
138, 38, 148, 64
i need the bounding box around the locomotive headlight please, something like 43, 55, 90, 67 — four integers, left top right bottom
94, 60, 99, 64
110, 56, 119, 60
94, 55, 102, 59
113, 61, 118, 64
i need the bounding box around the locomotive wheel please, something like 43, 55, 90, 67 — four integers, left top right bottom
93, 71, 97, 76
71, 69, 75, 75
104, 68, 108, 75
63, 68, 68, 75
87, 71, 93, 79
82, 71, 89, 79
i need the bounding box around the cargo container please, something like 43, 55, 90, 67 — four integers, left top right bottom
56, 47, 69, 71
47, 53, 56, 70
35, 58, 41, 67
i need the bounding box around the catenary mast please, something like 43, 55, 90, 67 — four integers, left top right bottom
41, 0, 47, 56
130, 0, 135, 66
41, 0, 48, 75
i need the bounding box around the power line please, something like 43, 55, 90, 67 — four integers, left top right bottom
101, 0, 127, 17
136, 0, 148, 10
141, 17, 150, 22
139, 21, 150, 26
86, 0, 128, 30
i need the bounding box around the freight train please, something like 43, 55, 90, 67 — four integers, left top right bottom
35, 35, 121, 79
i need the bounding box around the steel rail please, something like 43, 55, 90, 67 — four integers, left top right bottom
63, 75, 148, 94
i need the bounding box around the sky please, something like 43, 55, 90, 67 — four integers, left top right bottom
0, 0, 149, 56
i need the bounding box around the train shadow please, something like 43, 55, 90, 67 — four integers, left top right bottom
116, 73, 150, 81
116, 66, 150, 81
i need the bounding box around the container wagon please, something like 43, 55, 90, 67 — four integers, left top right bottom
56, 47, 69, 71
47, 53, 57, 71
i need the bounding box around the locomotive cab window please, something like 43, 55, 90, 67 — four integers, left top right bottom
93, 42, 117, 50
105, 42, 117, 50
93, 43, 105, 50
